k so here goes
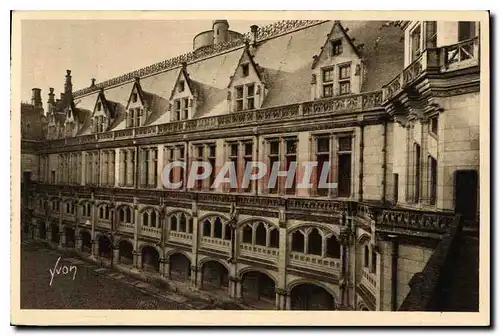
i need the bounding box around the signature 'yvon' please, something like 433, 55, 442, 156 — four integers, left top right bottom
48, 257, 77, 286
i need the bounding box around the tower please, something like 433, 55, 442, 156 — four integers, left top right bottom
213, 20, 229, 45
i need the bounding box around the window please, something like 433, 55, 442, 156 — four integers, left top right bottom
285, 138, 297, 195
410, 25, 422, 62
178, 80, 185, 92
208, 144, 216, 190
174, 100, 181, 121
193, 145, 205, 190
135, 108, 141, 126
338, 136, 352, 197
132, 93, 138, 103
183, 98, 189, 120
371, 249, 377, 273
338, 64, 351, 95
243, 142, 253, 192
316, 136, 330, 196
430, 115, 438, 136
164, 144, 185, 189
331, 39, 343, 56
241, 63, 249, 77
393, 173, 399, 204
129, 109, 135, 127
247, 84, 255, 110
322, 68, 334, 98
414, 143, 421, 203
429, 156, 437, 205
458, 21, 476, 41
364, 245, 369, 268
267, 139, 280, 194
425, 21, 437, 48
235, 86, 244, 112
228, 143, 239, 192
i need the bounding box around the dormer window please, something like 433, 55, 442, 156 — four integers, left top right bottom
235, 86, 244, 111
322, 68, 334, 98
132, 93, 138, 103
241, 63, 249, 77
331, 39, 343, 56
178, 80, 185, 92
172, 98, 189, 121
338, 64, 351, 95
174, 100, 181, 121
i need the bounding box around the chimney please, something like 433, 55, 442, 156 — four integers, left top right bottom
31, 88, 42, 109
47, 88, 55, 114
250, 25, 259, 45
64, 69, 73, 101
60, 93, 65, 101
91, 78, 96, 87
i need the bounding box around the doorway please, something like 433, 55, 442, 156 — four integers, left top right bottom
454, 170, 478, 222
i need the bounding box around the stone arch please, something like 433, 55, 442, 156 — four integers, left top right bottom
165, 248, 192, 262
64, 226, 76, 248
50, 222, 60, 243
198, 213, 229, 223
198, 214, 230, 239
199, 257, 230, 291
238, 267, 278, 285
140, 206, 160, 228
166, 209, 192, 218
140, 243, 161, 272
168, 251, 192, 281
168, 211, 193, 234
139, 242, 163, 256
237, 217, 277, 229
38, 219, 46, 239
238, 218, 280, 248
239, 268, 277, 308
117, 204, 134, 224
79, 229, 92, 253
97, 234, 112, 258
357, 300, 370, 311
357, 233, 371, 245
288, 223, 337, 239
288, 279, 337, 311
118, 239, 134, 264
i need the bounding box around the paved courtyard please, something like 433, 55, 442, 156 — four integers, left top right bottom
19, 241, 219, 310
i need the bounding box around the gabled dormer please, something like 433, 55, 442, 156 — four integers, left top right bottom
168, 64, 198, 122
311, 21, 364, 99
63, 101, 90, 137
90, 89, 117, 133
125, 77, 156, 127
227, 46, 266, 112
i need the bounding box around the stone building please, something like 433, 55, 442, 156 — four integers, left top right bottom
21, 20, 480, 311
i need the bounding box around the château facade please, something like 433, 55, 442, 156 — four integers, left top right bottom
20, 19, 480, 311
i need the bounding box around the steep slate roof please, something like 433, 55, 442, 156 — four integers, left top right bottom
69, 20, 403, 132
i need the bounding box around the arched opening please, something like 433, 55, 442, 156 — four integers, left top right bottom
151, 212, 157, 228
38, 220, 46, 240
179, 214, 187, 232
307, 228, 322, 256
142, 245, 160, 272
242, 225, 252, 243
291, 231, 304, 253
187, 218, 193, 233
255, 222, 267, 246
171, 215, 178, 231
143, 212, 149, 226
201, 260, 229, 291
169, 253, 191, 281
203, 219, 211, 237
241, 271, 276, 309
51, 223, 60, 244
213, 217, 223, 238
290, 283, 335, 310
118, 240, 134, 265
364, 245, 369, 267
269, 228, 279, 248
80, 230, 92, 253
64, 227, 75, 248
98, 235, 112, 259
326, 235, 341, 258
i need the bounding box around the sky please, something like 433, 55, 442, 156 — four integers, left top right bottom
20, 19, 275, 103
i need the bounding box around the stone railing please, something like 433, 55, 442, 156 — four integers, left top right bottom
71, 20, 327, 98
97, 220, 111, 229
441, 36, 480, 71
361, 267, 377, 294
200, 236, 231, 250
239, 243, 279, 260
289, 251, 341, 273
118, 223, 134, 234
399, 215, 462, 311
41, 90, 383, 149
378, 208, 456, 234
383, 37, 479, 102
169, 231, 193, 243
141, 226, 161, 238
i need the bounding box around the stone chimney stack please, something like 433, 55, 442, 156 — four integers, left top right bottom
31, 88, 42, 109
250, 25, 259, 45
91, 78, 96, 87
64, 69, 73, 102
47, 88, 55, 114
60, 93, 65, 101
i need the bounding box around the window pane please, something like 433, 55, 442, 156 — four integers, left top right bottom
270, 141, 279, 155
322, 69, 333, 82
340, 82, 350, 95
339, 65, 351, 79
247, 97, 254, 110
247, 84, 255, 96
323, 84, 333, 97
338, 136, 352, 151
236, 87, 243, 99
244, 142, 253, 156
236, 100, 243, 112
286, 139, 297, 154
317, 137, 329, 153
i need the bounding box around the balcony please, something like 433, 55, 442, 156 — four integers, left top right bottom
141, 226, 161, 239
239, 243, 279, 262
288, 251, 341, 275
383, 37, 479, 102
169, 231, 193, 244
200, 236, 231, 251
96, 220, 111, 229
361, 267, 377, 295
41, 90, 384, 149
118, 223, 134, 234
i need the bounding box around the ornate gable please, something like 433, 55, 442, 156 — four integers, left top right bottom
90, 89, 117, 133
125, 77, 156, 127
227, 46, 266, 112
167, 64, 198, 122
311, 21, 364, 99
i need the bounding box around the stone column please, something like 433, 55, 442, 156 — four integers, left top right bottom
277, 213, 288, 299
46, 219, 52, 242
58, 197, 64, 248
235, 277, 242, 300
113, 247, 120, 265
148, 148, 156, 188
75, 230, 82, 250
91, 239, 98, 258
191, 201, 199, 276
119, 150, 125, 187
330, 134, 338, 198
139, 148, 146, 187
285, 292, 292, 310
192, 265, 201, 289
163, 260, 170, 279
127, 149, 134, 187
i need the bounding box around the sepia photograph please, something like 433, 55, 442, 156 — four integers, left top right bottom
11, 10, 490, 326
